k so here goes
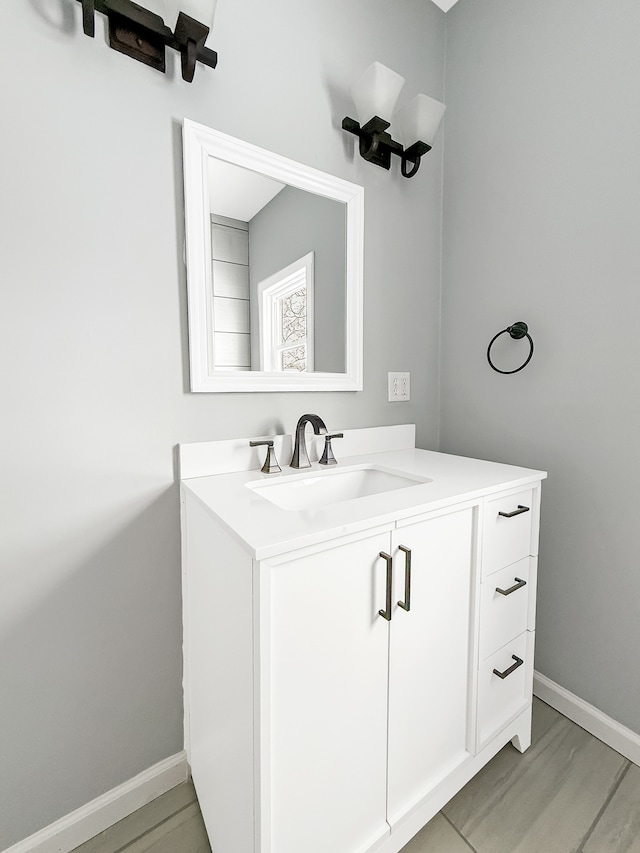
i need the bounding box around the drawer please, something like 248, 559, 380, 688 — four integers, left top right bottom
482, 488, 534, 578
479, 558, 531, 661
477, 632, 533, 747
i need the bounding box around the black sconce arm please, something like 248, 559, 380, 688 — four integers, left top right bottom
171, 12, 217, 82
77, 0, 217, 82
342, 116, 401, 171
342, 116, 431, 179
401, 141, 432, 178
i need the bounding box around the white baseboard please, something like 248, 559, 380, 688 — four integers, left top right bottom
8, 674, 638, 852
3, 751, 189, 853
534, 671, 640, 767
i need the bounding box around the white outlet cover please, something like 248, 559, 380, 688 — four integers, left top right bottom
388, 372, 410, 402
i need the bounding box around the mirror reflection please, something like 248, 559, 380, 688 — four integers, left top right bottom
207, 158, 346, 373
182, 119, 363, 392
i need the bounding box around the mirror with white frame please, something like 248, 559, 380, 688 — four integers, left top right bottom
182, 120, 364, 392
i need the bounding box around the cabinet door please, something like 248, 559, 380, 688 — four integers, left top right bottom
387, 508, 474, 826
263, 531, 392, 853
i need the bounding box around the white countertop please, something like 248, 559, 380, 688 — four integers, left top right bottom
181, 448, 547, 561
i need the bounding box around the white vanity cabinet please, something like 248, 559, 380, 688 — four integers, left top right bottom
180, 434, 545, 853
476, 486, 538, 748
261, 506, 475, 853
262, 527, 391, 853
386, 508, 474, 829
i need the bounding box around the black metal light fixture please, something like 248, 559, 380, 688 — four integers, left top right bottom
77, 0, 218, 82
342, 62, 446, 179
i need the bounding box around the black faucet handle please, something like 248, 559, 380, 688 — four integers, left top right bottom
319, 433, 344, 466
249, 440, 282, 474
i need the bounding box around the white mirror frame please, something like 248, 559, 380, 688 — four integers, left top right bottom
183, 119, 364, 392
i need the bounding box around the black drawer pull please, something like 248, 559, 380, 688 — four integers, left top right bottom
493, 655, 524, 680
498, 505, 530, 519
496, 577, 527, 596
397, 546, 412, 612
378, 552, 393, 621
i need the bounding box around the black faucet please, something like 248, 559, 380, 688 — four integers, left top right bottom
290, 414, 328, 468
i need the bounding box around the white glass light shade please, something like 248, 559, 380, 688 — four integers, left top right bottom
350, 62, 405, 125
163, 0, 218, 29
395, 93, 446, 148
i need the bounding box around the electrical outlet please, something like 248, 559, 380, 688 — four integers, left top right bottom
388, 372, 410, 402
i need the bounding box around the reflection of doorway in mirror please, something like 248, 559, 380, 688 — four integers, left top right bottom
258, 252, 315, 372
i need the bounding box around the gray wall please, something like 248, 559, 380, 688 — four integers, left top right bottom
442, 0, 640, 733
0, 0, 445, 846
249, 186, 346, 373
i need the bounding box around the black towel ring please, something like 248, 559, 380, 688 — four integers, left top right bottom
487, 322, 534, 374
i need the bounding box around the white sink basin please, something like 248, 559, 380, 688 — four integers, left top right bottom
246, 465, 431, 511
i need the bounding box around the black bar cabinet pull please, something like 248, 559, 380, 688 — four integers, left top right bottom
493, 655, 524, 680
379, 552, 393, 621
496, 577, 527, 596
498, 505, 530, 519
397, 546, 412, 612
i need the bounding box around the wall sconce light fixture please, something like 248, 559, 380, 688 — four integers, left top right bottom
77, 0, 218, 82
342, 62, 446, 178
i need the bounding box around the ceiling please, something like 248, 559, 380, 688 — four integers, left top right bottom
430, 0, 461, 11
207, 158, 285, 222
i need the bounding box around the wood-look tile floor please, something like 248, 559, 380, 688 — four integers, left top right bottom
72, 700, 639, 853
